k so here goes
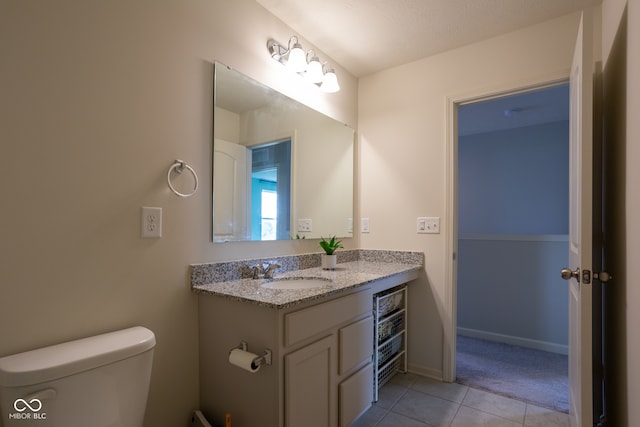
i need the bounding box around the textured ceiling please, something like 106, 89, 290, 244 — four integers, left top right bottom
256, 0, 600, 77
458, 83, 569, 136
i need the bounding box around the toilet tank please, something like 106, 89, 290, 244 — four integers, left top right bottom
0, 326, 155, 427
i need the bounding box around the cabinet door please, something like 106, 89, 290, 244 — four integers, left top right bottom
285, 335, 335, 427
339, 362, 374, 427
339, 316, 373, 375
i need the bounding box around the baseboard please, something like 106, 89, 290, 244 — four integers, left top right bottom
457, 327, 568, 355
407, 363, 443, 381
190, 410, 213, 427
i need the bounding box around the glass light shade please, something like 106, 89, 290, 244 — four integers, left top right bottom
286, 44, 307, 73
305, 58, 324, 83
320, 69, 340, 93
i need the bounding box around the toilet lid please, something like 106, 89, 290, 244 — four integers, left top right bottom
0, 326, 155, 387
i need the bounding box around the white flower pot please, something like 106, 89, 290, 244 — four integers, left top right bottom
321, 254, 337, 270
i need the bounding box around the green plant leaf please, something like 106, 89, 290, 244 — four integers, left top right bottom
319, 235, 343, 255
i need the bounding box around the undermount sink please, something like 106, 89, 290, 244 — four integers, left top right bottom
260, 277, 331, 290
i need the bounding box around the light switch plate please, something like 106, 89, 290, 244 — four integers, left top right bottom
417, 217, 440, 234
361, 218, 370, 233
297, 219, 312, 232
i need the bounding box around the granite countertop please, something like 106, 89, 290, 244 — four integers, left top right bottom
192, 254, 422, 309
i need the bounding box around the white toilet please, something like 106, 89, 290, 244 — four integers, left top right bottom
0, 326, 155, 427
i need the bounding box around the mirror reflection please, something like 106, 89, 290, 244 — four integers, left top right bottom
213, 62, 354, 242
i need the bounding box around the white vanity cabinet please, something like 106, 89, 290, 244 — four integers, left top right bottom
199, 286, 374, 427
284, 289, 374, 427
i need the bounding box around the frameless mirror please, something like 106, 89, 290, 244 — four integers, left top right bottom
213, 62, 354, 242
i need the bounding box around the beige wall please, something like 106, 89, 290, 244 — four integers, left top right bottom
358, 3, 640, 425
3, 0, 639, 425
0, 1, 357, 426
358, 12, 589, 379
602, 0, 640, 425
240, 103, 355, 239
627, 0, 640, 423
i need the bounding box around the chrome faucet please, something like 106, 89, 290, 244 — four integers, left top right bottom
264, 263, 281, 279
252, 262, 281, 279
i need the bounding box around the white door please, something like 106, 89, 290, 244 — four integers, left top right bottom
564, 11, 594, 427
213, 139, 251, 241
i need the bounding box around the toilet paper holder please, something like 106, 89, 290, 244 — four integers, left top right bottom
231, 341, 272, 368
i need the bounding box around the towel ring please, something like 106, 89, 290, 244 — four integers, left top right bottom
167, 160, 198, 198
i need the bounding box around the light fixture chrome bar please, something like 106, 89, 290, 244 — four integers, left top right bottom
267, 39, 286, 62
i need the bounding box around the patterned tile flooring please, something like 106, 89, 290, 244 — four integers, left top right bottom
353, 374, 570, 427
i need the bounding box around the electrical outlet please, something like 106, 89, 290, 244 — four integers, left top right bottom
417, 217, 440, 234
297, 219, 312, 232
141, 207, 162, 238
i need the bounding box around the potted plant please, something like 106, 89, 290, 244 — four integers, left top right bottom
319, 236, 343, 270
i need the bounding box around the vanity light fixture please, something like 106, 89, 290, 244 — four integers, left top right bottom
267, 36, 340, 93
305, 52, 324, 84
320, 67, 340, 93
285, 38, 307, 73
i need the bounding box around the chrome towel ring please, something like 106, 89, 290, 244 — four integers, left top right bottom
167, 159, 198, 198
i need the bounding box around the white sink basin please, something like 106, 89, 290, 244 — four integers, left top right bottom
260, 277, 331, 290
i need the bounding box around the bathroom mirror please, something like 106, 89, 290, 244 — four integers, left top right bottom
213, 62, 354, 242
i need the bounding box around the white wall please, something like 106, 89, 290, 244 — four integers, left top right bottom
0, 1, 357, 426
358, 12, 587, 379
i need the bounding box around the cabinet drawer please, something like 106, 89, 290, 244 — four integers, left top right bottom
339, 362, 373, 427
339, 316, 373, 374
285, 290, 370, 347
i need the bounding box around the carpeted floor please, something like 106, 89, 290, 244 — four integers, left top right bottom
456, 335, 569, 413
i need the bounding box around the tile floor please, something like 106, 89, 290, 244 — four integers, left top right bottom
353, 374, 570, 427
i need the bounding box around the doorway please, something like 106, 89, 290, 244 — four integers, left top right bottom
453, 84, 571, 411
250, 139, 292, 241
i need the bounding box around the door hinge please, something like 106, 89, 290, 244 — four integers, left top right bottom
582, 269, 591, 284
595, 413, 608, 426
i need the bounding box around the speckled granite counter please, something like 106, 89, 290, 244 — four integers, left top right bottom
191, 250, 423, 309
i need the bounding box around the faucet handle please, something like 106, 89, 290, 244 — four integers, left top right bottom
252, 264, 266, 279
